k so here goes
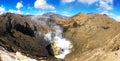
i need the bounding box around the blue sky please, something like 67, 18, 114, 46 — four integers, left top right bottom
0, 0, 120, 21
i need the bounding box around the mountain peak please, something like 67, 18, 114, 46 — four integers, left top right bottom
73, 12, 86, 17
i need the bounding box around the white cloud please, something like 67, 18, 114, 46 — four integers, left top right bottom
8, 1, 23, 14
115, 16, 120, 21
62, 11, 72, 16
98, 0, 113, 11
16, 1, 23, 9
16, 10, 22, 14
62, 0, 75, 3
78, 0, 113, 11
100, 11, 113, 16
0, 5, 5, 14
34, 0, 55, 10
0, 6, 5, 12
78, 0, 98, 5
97, 0, 113, 18
8, 9, 22, 14
51, 10, 56, 13
26, 12, 30, 15
8, 10, 14, 13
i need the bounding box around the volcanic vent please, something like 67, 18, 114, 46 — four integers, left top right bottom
31, 13, 73, 59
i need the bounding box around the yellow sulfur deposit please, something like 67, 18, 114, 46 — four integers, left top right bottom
51, 40, 59, 56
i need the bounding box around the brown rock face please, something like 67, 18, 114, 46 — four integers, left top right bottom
59, 13, 120, 61
0, 13, 57, 60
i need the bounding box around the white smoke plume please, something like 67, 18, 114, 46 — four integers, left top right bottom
31, 15, 73, 59
45, 25, 73, 59
54, 36, 73, 59
31, 15, 50, 25
44, 32, 53, 42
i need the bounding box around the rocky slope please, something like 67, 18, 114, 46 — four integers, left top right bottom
0, 12, 120, 61
59, 13, 120, 61
0, 13, 58, 61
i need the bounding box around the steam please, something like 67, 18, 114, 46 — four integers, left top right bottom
54, 36, 73, 59
44, 32, 53, 42
32, 15, 73, 59
45, 24, 73, 59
